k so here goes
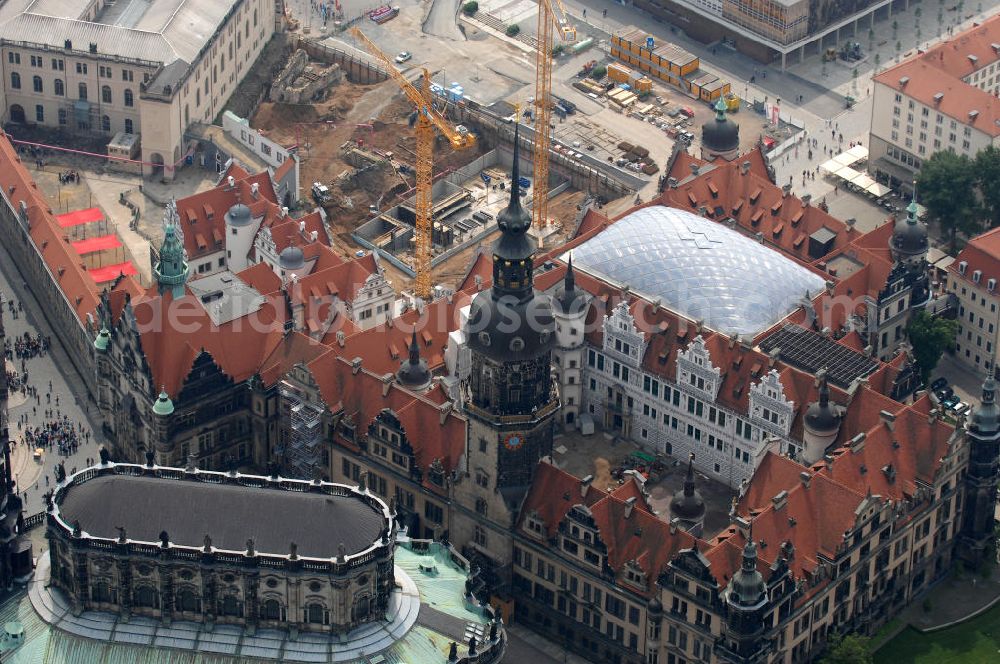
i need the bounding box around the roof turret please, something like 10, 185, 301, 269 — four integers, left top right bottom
670, 454, 706, 521
152, 389, 174, 416
804, 369, 841, 435
153, 200, 189, 299
93, 327, 111, 352
396, 330, 432, 390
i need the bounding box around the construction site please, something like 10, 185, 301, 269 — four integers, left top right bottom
250, 31, 591, 296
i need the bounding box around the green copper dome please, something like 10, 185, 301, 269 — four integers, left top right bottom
93, 327, 110, 352
152, 390, 175, 416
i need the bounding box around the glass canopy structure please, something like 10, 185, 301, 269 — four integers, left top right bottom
569, 206, 826, 337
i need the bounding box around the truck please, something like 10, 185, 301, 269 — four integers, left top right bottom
311, 182, 332, 205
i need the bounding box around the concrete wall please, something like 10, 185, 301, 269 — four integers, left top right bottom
294, 39, 389, 85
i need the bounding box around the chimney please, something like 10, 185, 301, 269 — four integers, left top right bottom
311, 230, 318, 242
668, 177, 678, 189
771, 490, 788, 511
651, 297, 661, 313
821, 326, 832, 337
689, 163, 699, 176
823, 453, 834, 470
580, 474, 594, 497
624, 496, 637, 519
846, 218, 856, 232
474, 275, 484, 291
850, 432, 866, 453
669, 518, 678, 535
767, 347, 780, 368
755, 232, 764, 243
251, 182, 260, 199
351, 357, 363, 375
735, 516, 751, 539
799, 471, 812, 488
227, 175, 235, 189
698, 205, 707, 217
740, 161, 751, 175
880, 410, 896, 431
782, 183, 792, 197
336, 330, 346, 347
801, 194, 812, 206
281, 206, 288, 217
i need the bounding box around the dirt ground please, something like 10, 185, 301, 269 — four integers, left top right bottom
250, 74, 595, 293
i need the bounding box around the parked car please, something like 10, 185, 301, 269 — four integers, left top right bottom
394, 51, 412, 64
941, 394, 960, 409
931, 377, 948, 392
934, 386, 954, 401
950, 401, 970, 416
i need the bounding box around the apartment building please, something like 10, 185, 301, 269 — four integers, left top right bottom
947, 226, 1000, 377
0, 0, 276, 180
870, 14, 1000, 193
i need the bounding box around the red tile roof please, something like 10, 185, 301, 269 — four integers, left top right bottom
950, 225, 1000, 287
0, 131, 103, 324
874, 15, 1000, 137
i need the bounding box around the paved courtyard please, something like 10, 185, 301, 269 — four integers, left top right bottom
0, 242, 108, 519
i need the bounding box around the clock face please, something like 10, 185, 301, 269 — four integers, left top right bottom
503, 433, 524, 450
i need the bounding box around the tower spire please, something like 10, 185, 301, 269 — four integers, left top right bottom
397, 329, 431, 390
564, 254, 575, 294
683, 452, 696, 497
153, 199, 190, 299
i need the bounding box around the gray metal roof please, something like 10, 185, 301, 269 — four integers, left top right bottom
57, 474, 387, 558
0, 0, 240, 67
187, 270, 265, 326
569, 205, 826, 337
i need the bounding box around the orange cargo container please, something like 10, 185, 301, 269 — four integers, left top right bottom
608, 62, 633, 83
634, 77, 653, 93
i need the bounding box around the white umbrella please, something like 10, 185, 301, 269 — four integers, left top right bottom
834, 152, 860, 166
820, 159, 842, 174
847, 145, 869, 161
834, 165, 860, 181
850, 172, 876, 189
866, 182, 890, 197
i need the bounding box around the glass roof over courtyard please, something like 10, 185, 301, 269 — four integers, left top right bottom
569, 206, 826, 337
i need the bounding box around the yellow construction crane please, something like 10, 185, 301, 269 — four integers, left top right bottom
350, 27, 476, 299
532, 0, 575, 234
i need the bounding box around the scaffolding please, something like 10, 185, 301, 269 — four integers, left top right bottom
281, 386, 325, 480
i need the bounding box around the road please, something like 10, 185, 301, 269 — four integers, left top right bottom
424, 0, 465, 41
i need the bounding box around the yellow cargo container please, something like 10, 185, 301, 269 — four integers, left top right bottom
634, 77, 653, 93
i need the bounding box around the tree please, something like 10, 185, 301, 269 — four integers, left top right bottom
462, 1, 478, 15
820, 633, 873, 664
505, 24, 520, 37
975, 146, 1000, 228
589, 64, 607, 80
908, 311, 959, 383
917, 149, 981, 251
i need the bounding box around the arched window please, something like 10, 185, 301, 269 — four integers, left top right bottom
78, 82, 87, 101
220, 595, 241, 617
261, 599, 282, 620
306, 602, 326, 624
124, 118, 133, 134
124, 88, 134, 107
351, 594, 371, 622
101, 115, 110, 132
135, 586, 157, 608
101, 85, 111, 104
32, 75, 42, 93
10, 72, 20, 89
176, 589, 200, 612
92, 581, 112, 603
54, 79, 64, 96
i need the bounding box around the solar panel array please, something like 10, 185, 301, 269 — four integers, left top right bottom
760, 325, 879, 388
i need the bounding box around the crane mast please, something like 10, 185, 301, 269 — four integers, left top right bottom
532, 0, 575, 235
349, 28, 475, 299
